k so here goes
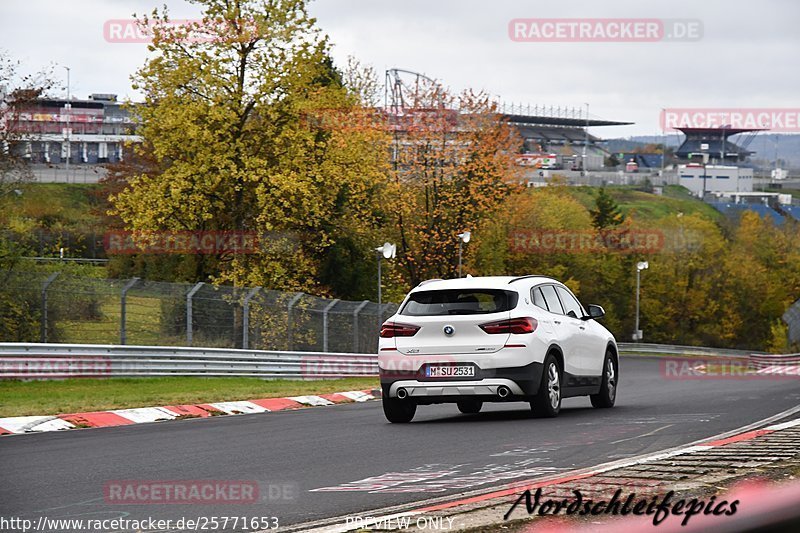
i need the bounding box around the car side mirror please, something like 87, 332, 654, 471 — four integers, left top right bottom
584, 304, 605, 320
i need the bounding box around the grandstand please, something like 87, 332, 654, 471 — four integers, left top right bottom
9, 93, 139, 166
675, 127, 763, 164
503, 107, 632, 171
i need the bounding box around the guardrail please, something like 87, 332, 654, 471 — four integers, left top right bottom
616, 342, 762, 357
0, 342, 778, 379
0, 343, 377, 379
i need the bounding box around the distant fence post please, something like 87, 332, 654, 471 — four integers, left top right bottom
322, 299, 340, 353
286, 292, 304, 351
242, 286, 261, 350
186, 282, 204, 346
40, 272, 60, 343
120, 277, 140, 345
353, 300, 369, 353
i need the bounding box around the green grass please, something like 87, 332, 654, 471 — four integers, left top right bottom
58, 295, 164, 345
0, 377, 379, 417
565, 185, 723, 223
4, 183, 102, 227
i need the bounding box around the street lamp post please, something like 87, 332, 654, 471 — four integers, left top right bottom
375, 242, 396, 328
457, 231, 471, 278
62, 66, 71, 173
634, 261, 649, 341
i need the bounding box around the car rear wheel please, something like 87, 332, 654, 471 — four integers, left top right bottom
531, 354, 561, 418
457, 400, 483, 414
591, 350, 618, 408
383, 397, 416, 423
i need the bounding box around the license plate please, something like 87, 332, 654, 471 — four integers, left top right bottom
426, 365, 475, 378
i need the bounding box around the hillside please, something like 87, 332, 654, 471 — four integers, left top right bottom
566, 185, 724, 223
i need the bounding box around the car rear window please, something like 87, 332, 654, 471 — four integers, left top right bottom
400, 289, 519, 316
540, 285, 564, 314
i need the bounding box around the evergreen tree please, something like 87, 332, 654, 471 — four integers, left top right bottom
590, 188, 625, 230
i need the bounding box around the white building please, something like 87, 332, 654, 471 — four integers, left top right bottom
677, 164, 753, 197
711, 191, 792, 206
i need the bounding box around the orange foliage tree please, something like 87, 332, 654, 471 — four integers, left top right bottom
390, 89, 523, 286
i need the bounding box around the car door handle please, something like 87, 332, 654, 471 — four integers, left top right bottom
554, 320, 561, 325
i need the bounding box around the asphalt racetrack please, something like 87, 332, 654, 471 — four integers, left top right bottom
2, 356, 799, 530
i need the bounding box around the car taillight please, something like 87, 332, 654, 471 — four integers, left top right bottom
380, 322, 420, 338
480, 317, 537, 334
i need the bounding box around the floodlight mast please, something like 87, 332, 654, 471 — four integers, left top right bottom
384, 68, 442, 115
384, 68, 445, 173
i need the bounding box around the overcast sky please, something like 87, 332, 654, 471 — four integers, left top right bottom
1, 0, 797, 137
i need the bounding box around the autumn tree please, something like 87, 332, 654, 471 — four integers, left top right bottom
1, 52, 56, 270
717, 211, 800, 349
392, 89, 523, 285
110, 0, 391, 294
0, 52, 55, 202
471, 184, 639, 336
637, 212, 730, 346
0, 53, 59, 340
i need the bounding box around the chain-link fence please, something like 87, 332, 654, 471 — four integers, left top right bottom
0, 271, 398, 353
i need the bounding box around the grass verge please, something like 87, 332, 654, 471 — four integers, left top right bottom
0, 377, 379, 417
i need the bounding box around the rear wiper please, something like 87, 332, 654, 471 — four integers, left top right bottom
447, 309, 481, 315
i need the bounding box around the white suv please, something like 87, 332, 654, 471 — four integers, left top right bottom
378, 275, 618, 423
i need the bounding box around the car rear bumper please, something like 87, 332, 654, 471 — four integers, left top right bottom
380, 361, 543, 400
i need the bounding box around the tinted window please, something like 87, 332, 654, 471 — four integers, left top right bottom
532, 287, 547, 310
401, 289, 519, 316
556, 286, 583, 319
539, 285, 564, 315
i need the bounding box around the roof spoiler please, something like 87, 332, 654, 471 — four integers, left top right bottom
508, 275, 558, 284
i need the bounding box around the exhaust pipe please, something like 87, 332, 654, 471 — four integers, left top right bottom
497, 386, 511, 399
396, 388, 408, 399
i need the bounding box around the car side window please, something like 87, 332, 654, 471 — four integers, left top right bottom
556, 286, 583, 319
532, 287, 548, 310
539, 285, 564, 315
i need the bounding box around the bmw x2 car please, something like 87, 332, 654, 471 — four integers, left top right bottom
378, 275, 618, 423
